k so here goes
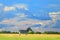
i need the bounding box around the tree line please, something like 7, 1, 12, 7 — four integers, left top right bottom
0, 30, 60, 34
0, 31, 18, 34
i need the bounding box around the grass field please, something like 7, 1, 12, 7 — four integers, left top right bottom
0, 34, 60, 40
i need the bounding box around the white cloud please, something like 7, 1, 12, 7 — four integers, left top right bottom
0, 3, 29, 12
35, 11, 60, 28
0, 17, 56, 32
3, 4, 29, 12
40, 28, 60, 32
0, 18, 40, 25
16, 13, 28, 18
47, 12, 60, 28
4, 6, 16, 11
32, 12, 60, 32
0, 3, 60, 32
38, 20, 56, 28
1, 11, 59, 32
0, 14, 41, 32
13, 4, 28, 10
49, 12, 60, 20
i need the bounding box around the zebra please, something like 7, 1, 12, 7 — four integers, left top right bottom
19, 27, 32, 35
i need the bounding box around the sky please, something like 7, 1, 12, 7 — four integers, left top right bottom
0, 0, 60, 32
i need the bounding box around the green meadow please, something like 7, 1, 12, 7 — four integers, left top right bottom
0, 34, 60, 40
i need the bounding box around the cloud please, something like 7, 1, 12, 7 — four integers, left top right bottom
0, 17, 55, 32
0, 3, 29, 12
49, 12, 60, 20
0, 17, 40, 25
47, 12, 60, 28
4, 6, 16, 11
40, 28, 60, 32
33, 12, 60, 32
3, 4, 29, 12
0, 3, 60, 32
0, 14, 41, 32
36, 12, 60, 28
13, 4, 28, 10
38, 20, 55, 28
1, 11, 60, 32
16, 13, 28, 18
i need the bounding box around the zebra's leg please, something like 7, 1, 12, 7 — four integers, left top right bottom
19, 32, 21, 36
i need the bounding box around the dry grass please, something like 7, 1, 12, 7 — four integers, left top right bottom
0, 34, 60, 40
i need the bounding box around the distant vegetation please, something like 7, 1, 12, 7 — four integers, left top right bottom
44, 31, 60, 34
28, 30, 60, 34
0, 31, 18, 34
0, 30, 60, 34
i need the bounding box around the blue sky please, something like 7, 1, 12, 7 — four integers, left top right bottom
0, 0, 60, 32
